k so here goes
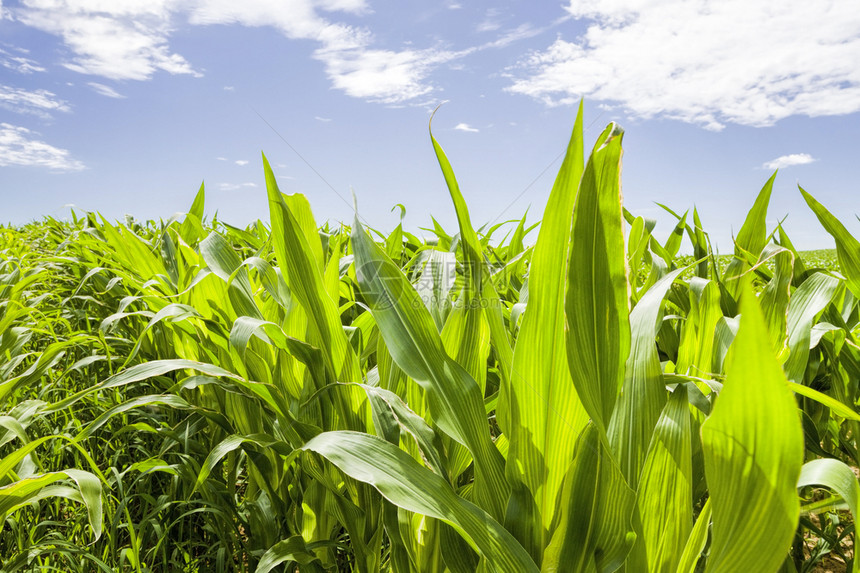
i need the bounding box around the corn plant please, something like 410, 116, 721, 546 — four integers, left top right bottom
2, 103, 860, 572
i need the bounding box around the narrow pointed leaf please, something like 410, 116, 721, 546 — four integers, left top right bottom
800, 186, 860, 298
301, 431, 539, 573
505, 102, 589, 552
635, 386, 693, 573
565, 123, 630, 432
542, 424, 636, 573
701, 283, 804, 573
352, 215, 509, 521
609, 267, 685, 488
784, 272, 841, 384
722, 172, 776, 299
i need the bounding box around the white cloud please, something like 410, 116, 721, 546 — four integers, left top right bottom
314, 116, 333, 122
190, 1, 453, 102
218, 182, 258, 191
235, 160, 249, 166
15, 0, 199, 81
187, 0, 369, 53
87, 81, 124, 98
9, 1, 462, 105
8, 0, 462, 104
477, 9, 503, 33
763, 153, 816, 170
454, 123, 479, 133
0, 85, 71, 118
0, 48, 45, 73
216, 156, 227, 161
482, 24, 545, 50
0, 123, 85, 170
316, 46, 461, 104
508, 0, 860, 129
223, 85, 235, 91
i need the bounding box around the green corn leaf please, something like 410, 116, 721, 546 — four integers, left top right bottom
788, 381, 860, 422
692, 208, 709, 279
45, 359, 317, 445
0, 469, 102, 540
635, 386, 693, 573
675, 498, 712, 573
429, 113, 485, 301
722, 172, 776, 300
194, 434, 289, 494
76, 394, 191, 440
200, 232, 262, 320
664, 211, 688, 259
352, 213, 509, 522
504, 111, 588, 556
429, 117, 514, 405
565, 122, 630, 433
504, 102, 589, 556
358, 383, 447, 476
609, 267, 685, 489
758, 246, 794, 354
189, 180, 205, 219
0, 339, 75, 405
541, 424, 637, 573
440, 301, 491, 395
257, 536, 339, 573
676, 278, 723, 378
263, 154, 360, 383
301, 431, 539, 573
797, 459, 860, 573
799, 186, 860, 299
178, 182, 206, 245
711, 316, 739, 375
229, 316, 326, 388
784, 272, 841, 384
701, 282, 804, 573
775, 224, 809, 286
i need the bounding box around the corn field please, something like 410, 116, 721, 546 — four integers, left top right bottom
2, 105, 860, 572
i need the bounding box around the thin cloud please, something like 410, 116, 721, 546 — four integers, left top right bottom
763, 153, 816, 170
218, 182, 258, 191
0, 47, 45, 74
235, 160, 249, 166
216, 156, 228, 161
223, 86, 235, 91
0, 85, 70, 118
477, 9, 503, 33
88, 82, 125, 99
315, 116, 333, 122
508, 0, 860, 130
0, 123, 85, 171
482, 24, 545, 49
454, 123, 479, 133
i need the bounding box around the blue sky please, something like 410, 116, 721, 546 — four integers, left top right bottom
1, 0, 858, 251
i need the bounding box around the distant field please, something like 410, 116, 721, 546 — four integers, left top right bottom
800, 249, 839, 270
674, 248, 838, 279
